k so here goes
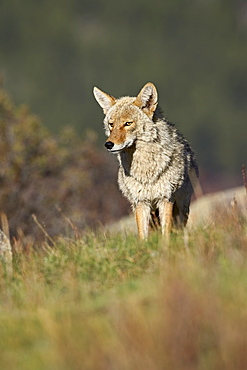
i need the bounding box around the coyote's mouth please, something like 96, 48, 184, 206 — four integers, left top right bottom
105, 140, 134, 154
109, 149, 123, 153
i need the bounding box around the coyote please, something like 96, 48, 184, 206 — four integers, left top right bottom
93, 82, 198, 240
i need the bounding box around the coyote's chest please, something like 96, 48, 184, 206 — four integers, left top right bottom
117, 145, 180, 205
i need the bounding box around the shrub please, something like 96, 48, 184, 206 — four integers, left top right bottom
0, 89, 129, 241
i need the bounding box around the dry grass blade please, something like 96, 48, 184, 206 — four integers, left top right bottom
0, 214, 12, 274
32, 214, 55, 246
1, 213, 10, 240
55, 205, 81, 239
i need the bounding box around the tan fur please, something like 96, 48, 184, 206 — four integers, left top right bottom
93, 83, 199, 240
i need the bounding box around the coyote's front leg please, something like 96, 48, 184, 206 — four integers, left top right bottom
159, 200, 173, 241
134, 203, 150, 240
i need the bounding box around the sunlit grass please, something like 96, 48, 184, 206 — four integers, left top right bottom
0, 205, 247, 369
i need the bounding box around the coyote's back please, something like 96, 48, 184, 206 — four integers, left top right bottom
93, 82, 198, 240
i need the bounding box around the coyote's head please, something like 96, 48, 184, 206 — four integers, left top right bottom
93, 82, 158, 154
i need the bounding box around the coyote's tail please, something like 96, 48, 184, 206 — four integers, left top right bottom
189, 167, 203, 199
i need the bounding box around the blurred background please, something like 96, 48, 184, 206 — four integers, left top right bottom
0, 0, 246, 239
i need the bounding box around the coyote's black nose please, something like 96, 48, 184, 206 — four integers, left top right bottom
105, 141, 114, 150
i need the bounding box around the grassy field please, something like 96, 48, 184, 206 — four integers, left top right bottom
0, 202, 247, 370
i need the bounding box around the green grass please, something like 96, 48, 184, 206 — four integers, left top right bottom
1, 205, 247, 369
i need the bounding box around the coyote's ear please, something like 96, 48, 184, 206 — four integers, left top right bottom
134, 82, 158, 118
93, 87, 116, 114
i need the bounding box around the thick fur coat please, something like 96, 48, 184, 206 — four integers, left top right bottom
93, 82, 198, 239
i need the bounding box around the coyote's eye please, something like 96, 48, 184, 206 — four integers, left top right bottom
109, 122, 114, 128
124, 121, 133, 127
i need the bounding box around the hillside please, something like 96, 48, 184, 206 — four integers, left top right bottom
106, 186, 247, 234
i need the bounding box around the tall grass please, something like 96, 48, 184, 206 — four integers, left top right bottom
0, 203, 247, 369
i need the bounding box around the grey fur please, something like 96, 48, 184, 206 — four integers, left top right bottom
93, 83, 198, 237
